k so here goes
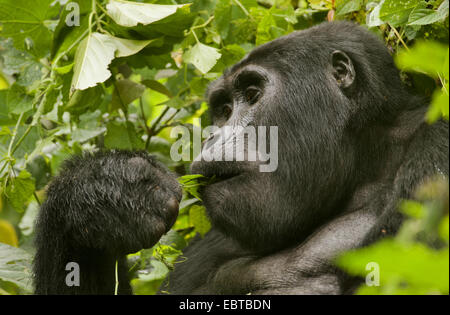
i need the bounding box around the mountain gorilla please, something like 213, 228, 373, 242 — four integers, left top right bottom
34, 22, 448, 294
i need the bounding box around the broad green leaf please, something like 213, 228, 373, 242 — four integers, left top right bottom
0, 243, 33, 293
160, 230, 187, 249
189, 205, 211, 237
426, 88, 449, 123
5, 170, 35, 213
18, 201, 39, 237
11, 126, 40, 160
439, 215, 449, 242
0, 40, 44, 91
366, 1, 385, 27
0, 0, 59, 57
408, 0, 449, 25
106, 0, 190, 27
142, 80, 173, 98
104, 121, 144, 150
0, 91, 14, 125
184, 43, 222, 74
379, 0, 421, 27
308, 0, 333, 10
336, 0, 363, 16
26, 155, 51, 190
399, 200, 425, 219
0, 219, 18, 247
70, 127, 106, 144
5, 84, 33, 115
256, 11, 277, 45
71, 33, 153, 91
54, 63, 74, 75
137, 260, 169, 282
396, 41, 449, 80
52, 13, 90, 60
163, 96, 185, 109
336, 239, 449, 294
214, 0, 232, 39
64, 86, 103, 115
112, 79, 146, 110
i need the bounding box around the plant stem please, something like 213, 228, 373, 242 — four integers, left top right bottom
114, 260, 119, 295
390, 25, 409, 51
232, 0, 251, 18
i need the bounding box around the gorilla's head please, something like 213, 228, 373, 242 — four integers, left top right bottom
191, 22, 413, 254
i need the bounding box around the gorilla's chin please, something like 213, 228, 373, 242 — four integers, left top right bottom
200, 172, 294, 253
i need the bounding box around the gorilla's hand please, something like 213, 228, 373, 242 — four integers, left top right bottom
41, 150, 182, 255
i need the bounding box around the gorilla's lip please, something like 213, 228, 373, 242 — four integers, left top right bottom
191, 160, 258, 181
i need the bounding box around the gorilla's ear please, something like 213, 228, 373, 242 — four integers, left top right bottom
331, 50, 355, 89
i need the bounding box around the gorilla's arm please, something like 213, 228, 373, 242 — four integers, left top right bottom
33, 150, 181, 295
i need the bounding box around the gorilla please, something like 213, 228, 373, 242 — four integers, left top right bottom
33, 21, 449, 295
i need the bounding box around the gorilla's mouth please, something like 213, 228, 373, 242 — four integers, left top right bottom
191, 159, 257, 184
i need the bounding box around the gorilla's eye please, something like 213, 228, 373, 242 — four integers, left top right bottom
244, 87, 261, 105
222, 105, 232, 120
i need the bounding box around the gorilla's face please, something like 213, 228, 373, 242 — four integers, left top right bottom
191, 23, 393, 253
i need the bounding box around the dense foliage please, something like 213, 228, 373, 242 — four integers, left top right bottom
0, 0, 448, 295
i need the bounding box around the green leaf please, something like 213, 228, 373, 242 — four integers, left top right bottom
426, 88, 449, 123
336, 239, 449, 294
65, 86, 103, 114
336, 0, 363, 16
366, 1, 385, 27
214, 0, 232, 39
396, 41, 449, 80
70, 127, 106, 144
0, 243, 33, 293
26, 155, 51, 190
4, 84, 33, 115
54, 63, 74, 75
141, 79, 172, 98
189, 205, 211, 237
111, 79, 146, 110
137, 260, 169, 282
0, 219, 18, 247
106, 0, 190, 27
0, 0, 59, 57
5, 170, 35, 213
184, 43, 222, 74
71, 32, 153, 91
104, 121, 144, 150
160, 230, 187, 249
0, 91, 14, 125
0, 40, 44, 91
379, 0, 421, 27
256, 10, 277, 46
18, 201, 39, 237
399, 200, 425, 219
408, 0, 449, 25
178, 174, 210, 200
439, 215, 449, 242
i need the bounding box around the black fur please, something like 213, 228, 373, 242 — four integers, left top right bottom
33, 150, 181, 294
34, 22, 448, 295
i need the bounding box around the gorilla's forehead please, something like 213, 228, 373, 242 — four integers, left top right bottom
206, 62, 269, 98
206, 21, 386, 99
205, 25, 318, 98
